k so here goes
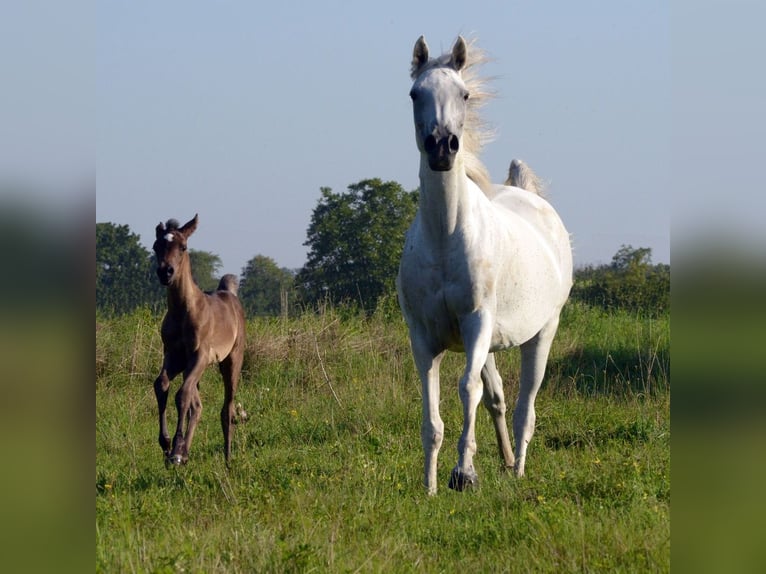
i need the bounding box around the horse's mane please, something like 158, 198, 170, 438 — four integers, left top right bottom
165, 218, 181, 230
411, 38, 495, 195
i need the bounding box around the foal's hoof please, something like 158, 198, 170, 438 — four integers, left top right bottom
165, 454, 186, 468
234, 402, 248, 424
449, 467, 479, 491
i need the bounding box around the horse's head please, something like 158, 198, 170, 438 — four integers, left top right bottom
409, 36, 469, 172
153, 214, 198, 286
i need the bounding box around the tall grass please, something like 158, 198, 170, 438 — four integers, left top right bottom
96, 302, 669, 572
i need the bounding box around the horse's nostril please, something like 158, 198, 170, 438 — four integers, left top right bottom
448, 134, 460, 153
158, 266, 174, 283
424, 135, 437, 152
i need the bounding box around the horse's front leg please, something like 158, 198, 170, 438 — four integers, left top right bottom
153, 370, 172, 456
169, 354, 207, 465
411, 335, 445, 495
154, 357, 181, 457
450, 311, 493, 491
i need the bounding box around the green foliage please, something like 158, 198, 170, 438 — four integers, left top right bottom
239, 254, 297, 317
188, 249, 223, 292
96, 222, 162, 315
571, 245, 670, 316
96, 222, 228, 315
297, 179, 418, 312
97, 304, 669, 572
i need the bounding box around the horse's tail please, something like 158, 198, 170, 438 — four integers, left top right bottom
217, 274, 239, 295
505, 159, 544, 195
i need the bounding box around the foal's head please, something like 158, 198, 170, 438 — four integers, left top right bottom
153, 214, 198, 286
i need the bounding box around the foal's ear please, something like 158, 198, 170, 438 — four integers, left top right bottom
180, 214, 199, 237
155, 221, 165, 239
411, 35, 429, 78
451, 36, 467, 71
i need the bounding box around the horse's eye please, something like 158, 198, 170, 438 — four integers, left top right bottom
409, 89, 418, 101
180, 245, 187, 252
463, 91, 470, 102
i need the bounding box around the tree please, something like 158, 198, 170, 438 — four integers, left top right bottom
610, 245, 653, 273
97, 222, 160, 314
96, 222, 227, 315
188, 250, 223, 292
239, 254, 296, 317
571, 245, 669, 316
296, 179, 418, 312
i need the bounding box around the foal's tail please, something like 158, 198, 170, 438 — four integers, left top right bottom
505, 159, 544, 195
217, 274, 240, 296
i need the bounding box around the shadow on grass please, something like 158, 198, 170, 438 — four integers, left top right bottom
548, 343, 669, 397
544, 418, 655, 450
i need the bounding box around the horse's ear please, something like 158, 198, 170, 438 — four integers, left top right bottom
411, 35, 429, 78
155, 221, 165, 239
180, 214, 198, 237
451, 36, 467, 71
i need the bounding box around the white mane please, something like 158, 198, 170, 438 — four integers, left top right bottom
411, 37, 495, 195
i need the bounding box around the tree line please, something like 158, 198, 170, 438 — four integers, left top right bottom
570, 245, 669, 317
97, 178, 668, 318
97, 179, 416, 317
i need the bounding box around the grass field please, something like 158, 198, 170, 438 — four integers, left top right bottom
96, 301, 669, 572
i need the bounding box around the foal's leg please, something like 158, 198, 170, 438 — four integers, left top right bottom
154, 357, 182, 457
181, 385, 203, 457
481, 353, 515, 470
514, 315, 560, 477
169, 354, 207, 465
411, 335, 445, 495
219, 350, 242, 464
451, 311, 493, 491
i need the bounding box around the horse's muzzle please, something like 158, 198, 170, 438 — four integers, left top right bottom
425, 134, 459, 171
157, 266, 174, 285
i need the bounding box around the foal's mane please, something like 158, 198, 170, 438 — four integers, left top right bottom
411, 37, 495, 195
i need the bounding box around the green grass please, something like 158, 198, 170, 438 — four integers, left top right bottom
96, 302, 669, 572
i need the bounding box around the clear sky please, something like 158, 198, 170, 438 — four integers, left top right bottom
94, 1, 714, 274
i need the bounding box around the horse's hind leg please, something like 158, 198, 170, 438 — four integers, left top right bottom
514, 315, 560, 477
219, 351, 242, 464
481, 353, 515, 470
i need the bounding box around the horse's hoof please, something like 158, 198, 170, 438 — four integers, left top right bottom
449, 467, 479, 491
165, 454, 185, 468
234, 402, 248, 424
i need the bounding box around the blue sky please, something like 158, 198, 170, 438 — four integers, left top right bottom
91, 1, 741, 273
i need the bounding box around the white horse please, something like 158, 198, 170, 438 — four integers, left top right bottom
397, 36, 572, 494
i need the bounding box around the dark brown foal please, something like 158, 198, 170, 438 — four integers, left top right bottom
152, 214, 246, 466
